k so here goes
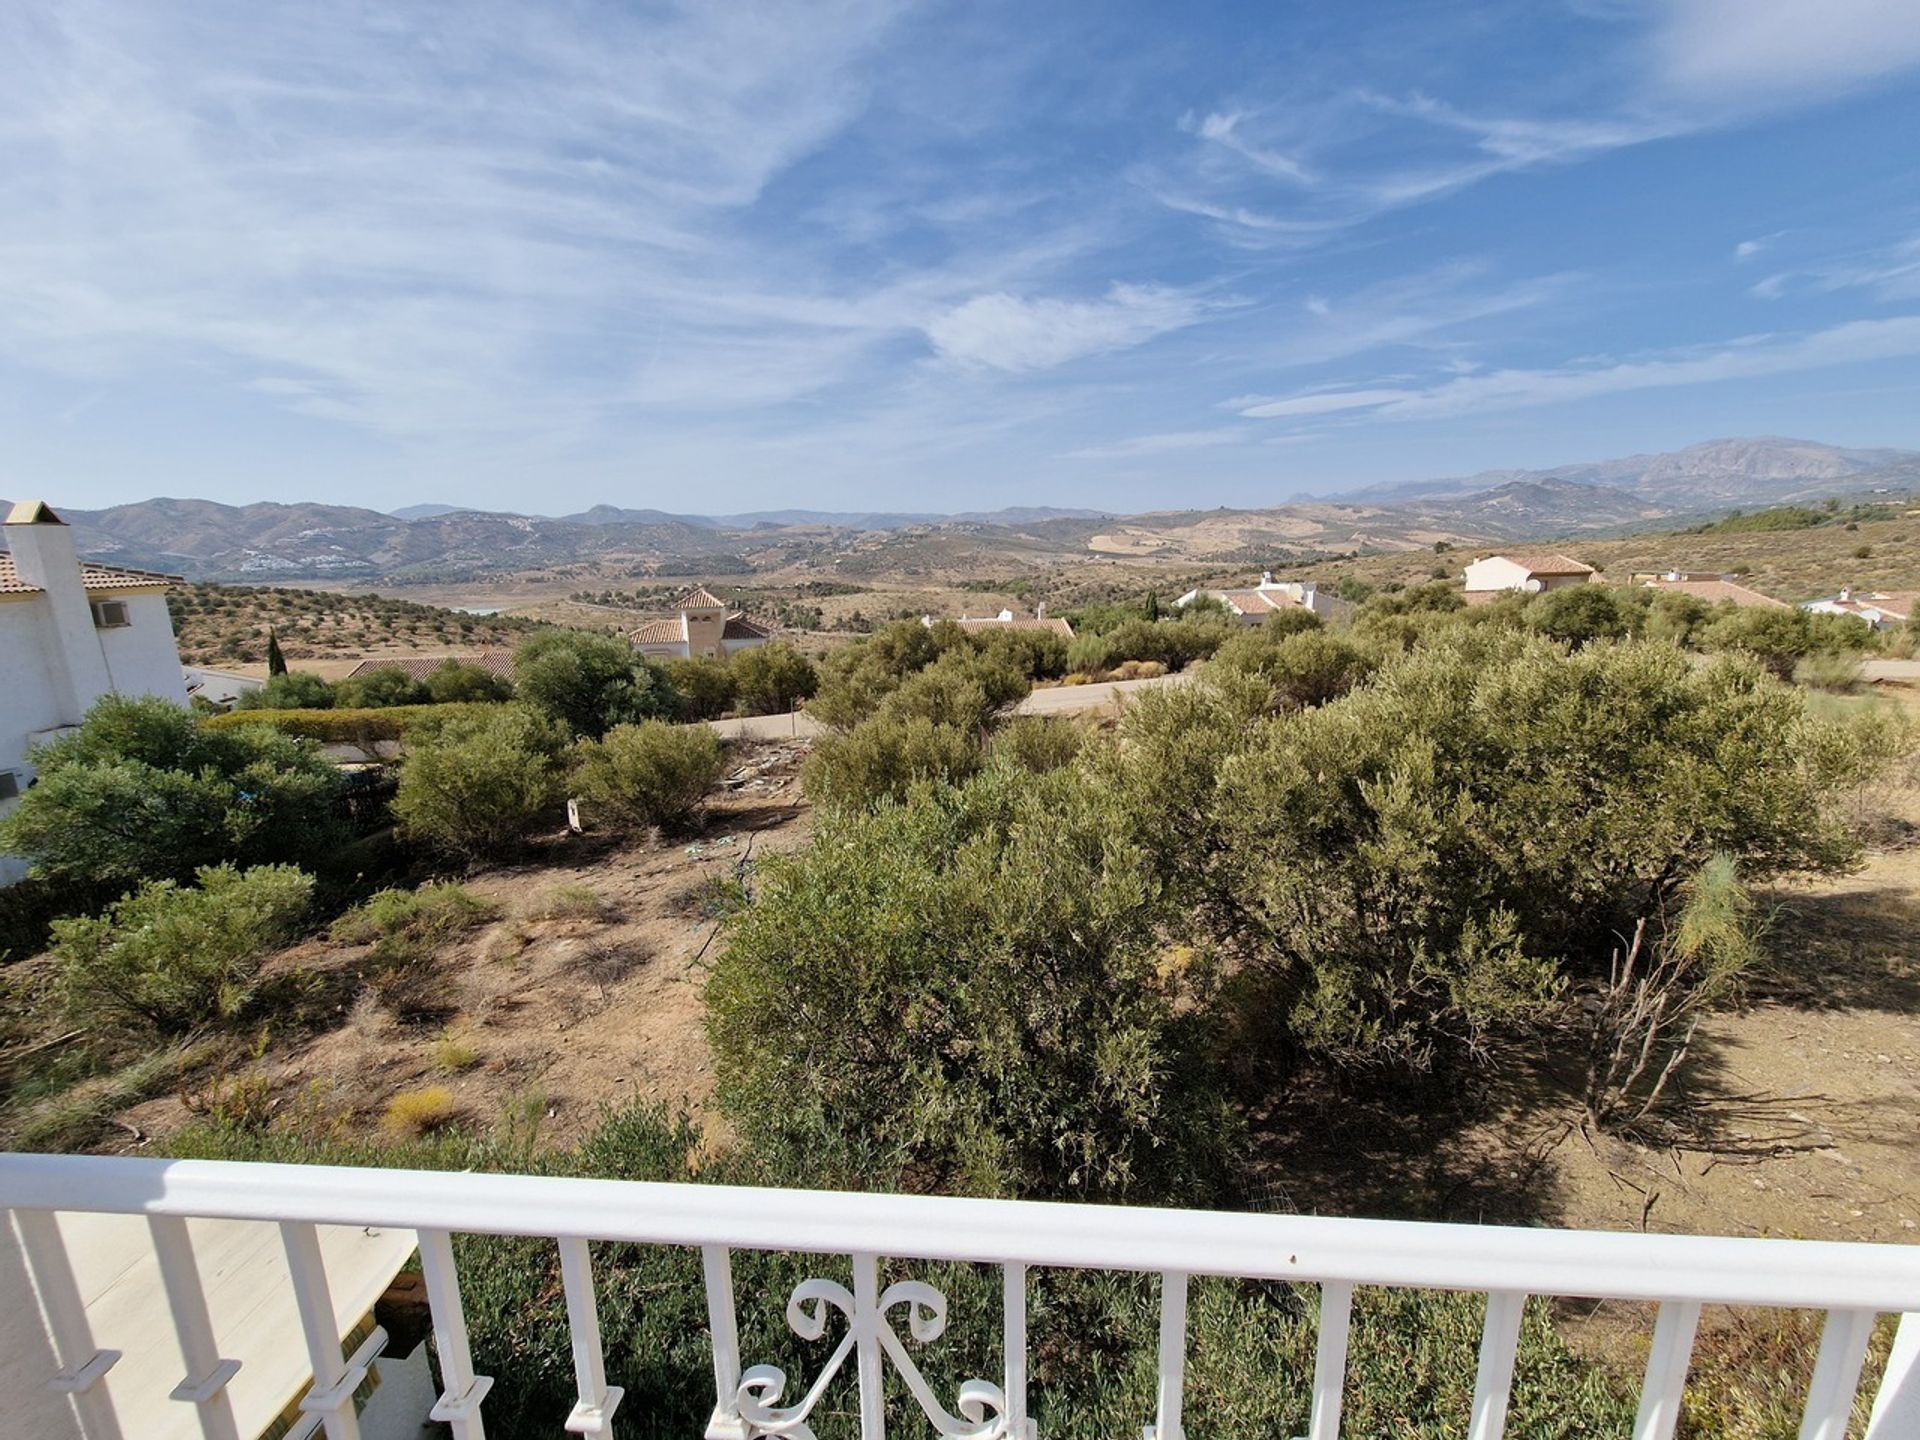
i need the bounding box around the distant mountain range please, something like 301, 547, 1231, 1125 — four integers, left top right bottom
5, 437, 1913, 582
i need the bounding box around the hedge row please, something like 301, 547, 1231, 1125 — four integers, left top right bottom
204, 702, 499, 744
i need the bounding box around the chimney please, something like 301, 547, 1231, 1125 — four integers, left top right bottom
1839, 587, 1852, 602
1035, 601, 1047, 620
1260, 570, 1274, 587
4, 500, 113, 723
997, 608, 1013, 622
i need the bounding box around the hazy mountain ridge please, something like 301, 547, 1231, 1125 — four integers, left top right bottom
1332, 437, 1916, 508
7, 437, 1911, 581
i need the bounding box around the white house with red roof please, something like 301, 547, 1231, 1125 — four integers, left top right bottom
1801, 587, 1916, 631
1174, 573, 1350, 625
1, 501, 188, 883
1461, 553, 1598, 601
627, 585, 775, 660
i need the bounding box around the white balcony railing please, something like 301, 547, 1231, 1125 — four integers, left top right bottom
4, 1151, 1919, 1440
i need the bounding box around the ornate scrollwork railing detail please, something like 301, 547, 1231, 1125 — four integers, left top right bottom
733, 1269, 1009, 1440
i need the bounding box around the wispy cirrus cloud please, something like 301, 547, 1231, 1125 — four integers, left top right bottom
925, 283, 1226, 373
1746, 233, 1920, 305
1238, 315, 1920, 423
1653, 0, 1920, 103
1062, 427, 1250, 461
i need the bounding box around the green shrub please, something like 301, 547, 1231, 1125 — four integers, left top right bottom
802, 715, 983, 808
1209, 628, 1376, 710
205, 701, 498, 744
1525, 585, 1634, 647
50, 864, 313, 1035
425, 661, 515, 704
661, 657, 736, 721
333, 666, 431, 709
1160, 637, 1876, 1065
1700, 606, 1815, 680
515, 630, 675, 738
573, 721, 727, 834
876, 649, 1030, 731
729, 642, 818, 715
392, 706, 569, 859
0, 696, 345, 890
1065, 631, 1114, 674
330, 882, 501, 965
233, 670, 337, 710
990, 715, 1087, 773
1795, 650, 1864, 693
710, 767, 1234, 1200
1101, 616, 1229, 670
977, 626, 1070, 680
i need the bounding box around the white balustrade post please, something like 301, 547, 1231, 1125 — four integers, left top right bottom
418, 1227, 493, 1440
558, 1237, 624, 1437
1308, 1280, 1353, 1440
1146, 1270, 1188, 1440
279, 1221, 374, 1440
1866, 1312, 1920, 1440
854, 1251, 887, 1440
1799, 1308, 1877, 1440
11, 1209, 125, 1440
1004, 1263, 1032, 1440
703, 1244, 748, 1440
149, 1215, 243, 1440
1467, 1291, 1526, 1440
1633, 1300, 1700, 1440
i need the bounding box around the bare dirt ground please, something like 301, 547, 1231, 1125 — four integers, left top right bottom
112, 742, 814, 1152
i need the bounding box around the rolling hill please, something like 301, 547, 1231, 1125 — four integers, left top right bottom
7, 436, 1912, 582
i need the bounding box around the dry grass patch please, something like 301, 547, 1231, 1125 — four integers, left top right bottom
527, 883, 612, 921
383, 1084, 459, 1137
430, 1029, 481, 1074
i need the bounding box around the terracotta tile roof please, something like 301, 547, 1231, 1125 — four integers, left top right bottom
1507, 553, 1596, 577
1643, 578, 1788, 609
955, 615, 1075, 638
722, 613, 775, 640
346, 651, 518, 681
0, 554, 37, 594
79, 562, 177, 591
627, 616, 688, 645
0, 554, 177, 594
673, 585, 728, 610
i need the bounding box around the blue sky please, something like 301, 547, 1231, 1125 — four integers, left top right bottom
4, 1, 1920, 516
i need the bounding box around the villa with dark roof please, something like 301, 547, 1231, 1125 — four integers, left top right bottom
627, 585, 775, 660
1, 501, 188, 884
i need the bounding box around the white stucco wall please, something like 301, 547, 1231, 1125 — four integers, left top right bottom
1462, 557, 1535, 593
0, 579, 187, 885
95, 591, 190, 704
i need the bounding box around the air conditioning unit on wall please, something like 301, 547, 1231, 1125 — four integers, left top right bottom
90, 599, 131, 628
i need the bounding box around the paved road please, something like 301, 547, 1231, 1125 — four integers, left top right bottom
1864, 659, 1920, 682
707, 670, 1192, 741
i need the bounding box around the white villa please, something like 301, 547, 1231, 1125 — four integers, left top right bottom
1175, 573, 1350, 624
627, 586, 775, 660
1802, 588, 1915, 631
1461, 553, 1598, 601
1, 501, 187, 885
